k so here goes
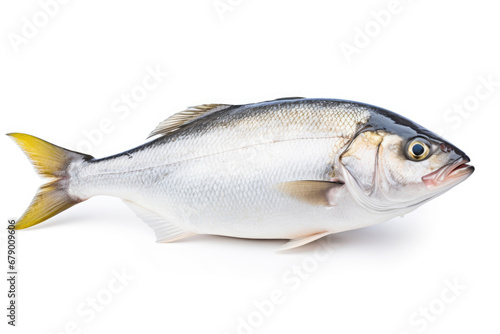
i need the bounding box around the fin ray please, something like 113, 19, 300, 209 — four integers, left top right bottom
122, 200, 195, 242
7, 133, 92, 229
147, 104, 233, 138
276, 180, 344, 207
278, 231, 332, 251
262, 97, 305, 102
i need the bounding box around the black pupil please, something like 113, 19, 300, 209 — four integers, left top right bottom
412, 143, 425, 156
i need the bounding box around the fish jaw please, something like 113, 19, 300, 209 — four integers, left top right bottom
422, 157, 475, 189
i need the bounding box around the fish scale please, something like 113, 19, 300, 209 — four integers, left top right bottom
8, 98, 474, 250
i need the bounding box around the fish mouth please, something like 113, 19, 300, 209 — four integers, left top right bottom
422, 157, 475, 188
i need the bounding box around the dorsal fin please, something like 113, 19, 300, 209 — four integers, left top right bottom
264, 97, 305, 102
147, 104, 233, 139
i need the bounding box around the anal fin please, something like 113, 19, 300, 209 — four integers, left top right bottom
122, 200, 195, 243
278, 231, 332, 251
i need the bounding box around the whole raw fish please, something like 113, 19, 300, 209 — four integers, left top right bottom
8, 98, 474, 250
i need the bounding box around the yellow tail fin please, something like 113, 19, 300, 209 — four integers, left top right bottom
7, 133, 93, 230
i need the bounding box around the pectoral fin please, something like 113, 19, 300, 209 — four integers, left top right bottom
276, 180, 344, 207
278, 231, 332, 251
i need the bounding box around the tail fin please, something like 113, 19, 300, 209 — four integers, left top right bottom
7, 133, 93, 230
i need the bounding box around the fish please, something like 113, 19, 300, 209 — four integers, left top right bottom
8, 98, 474, 250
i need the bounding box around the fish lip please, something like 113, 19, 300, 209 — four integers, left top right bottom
422, 157, 475, 188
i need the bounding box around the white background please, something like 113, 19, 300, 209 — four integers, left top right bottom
1, 1, 499, 333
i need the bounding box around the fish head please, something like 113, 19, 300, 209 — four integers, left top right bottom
338, 105, 474, 215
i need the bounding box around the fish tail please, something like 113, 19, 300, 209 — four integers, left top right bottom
7, 133, 94, 230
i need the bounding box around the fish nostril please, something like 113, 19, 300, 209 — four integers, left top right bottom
440, 143, 452, 153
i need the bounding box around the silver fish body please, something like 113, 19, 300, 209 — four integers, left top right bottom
9, 98, 474, 249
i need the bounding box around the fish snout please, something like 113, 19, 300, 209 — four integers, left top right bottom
422, 156, 474, 188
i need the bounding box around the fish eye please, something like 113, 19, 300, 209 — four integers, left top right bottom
406, 138, 430, 161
